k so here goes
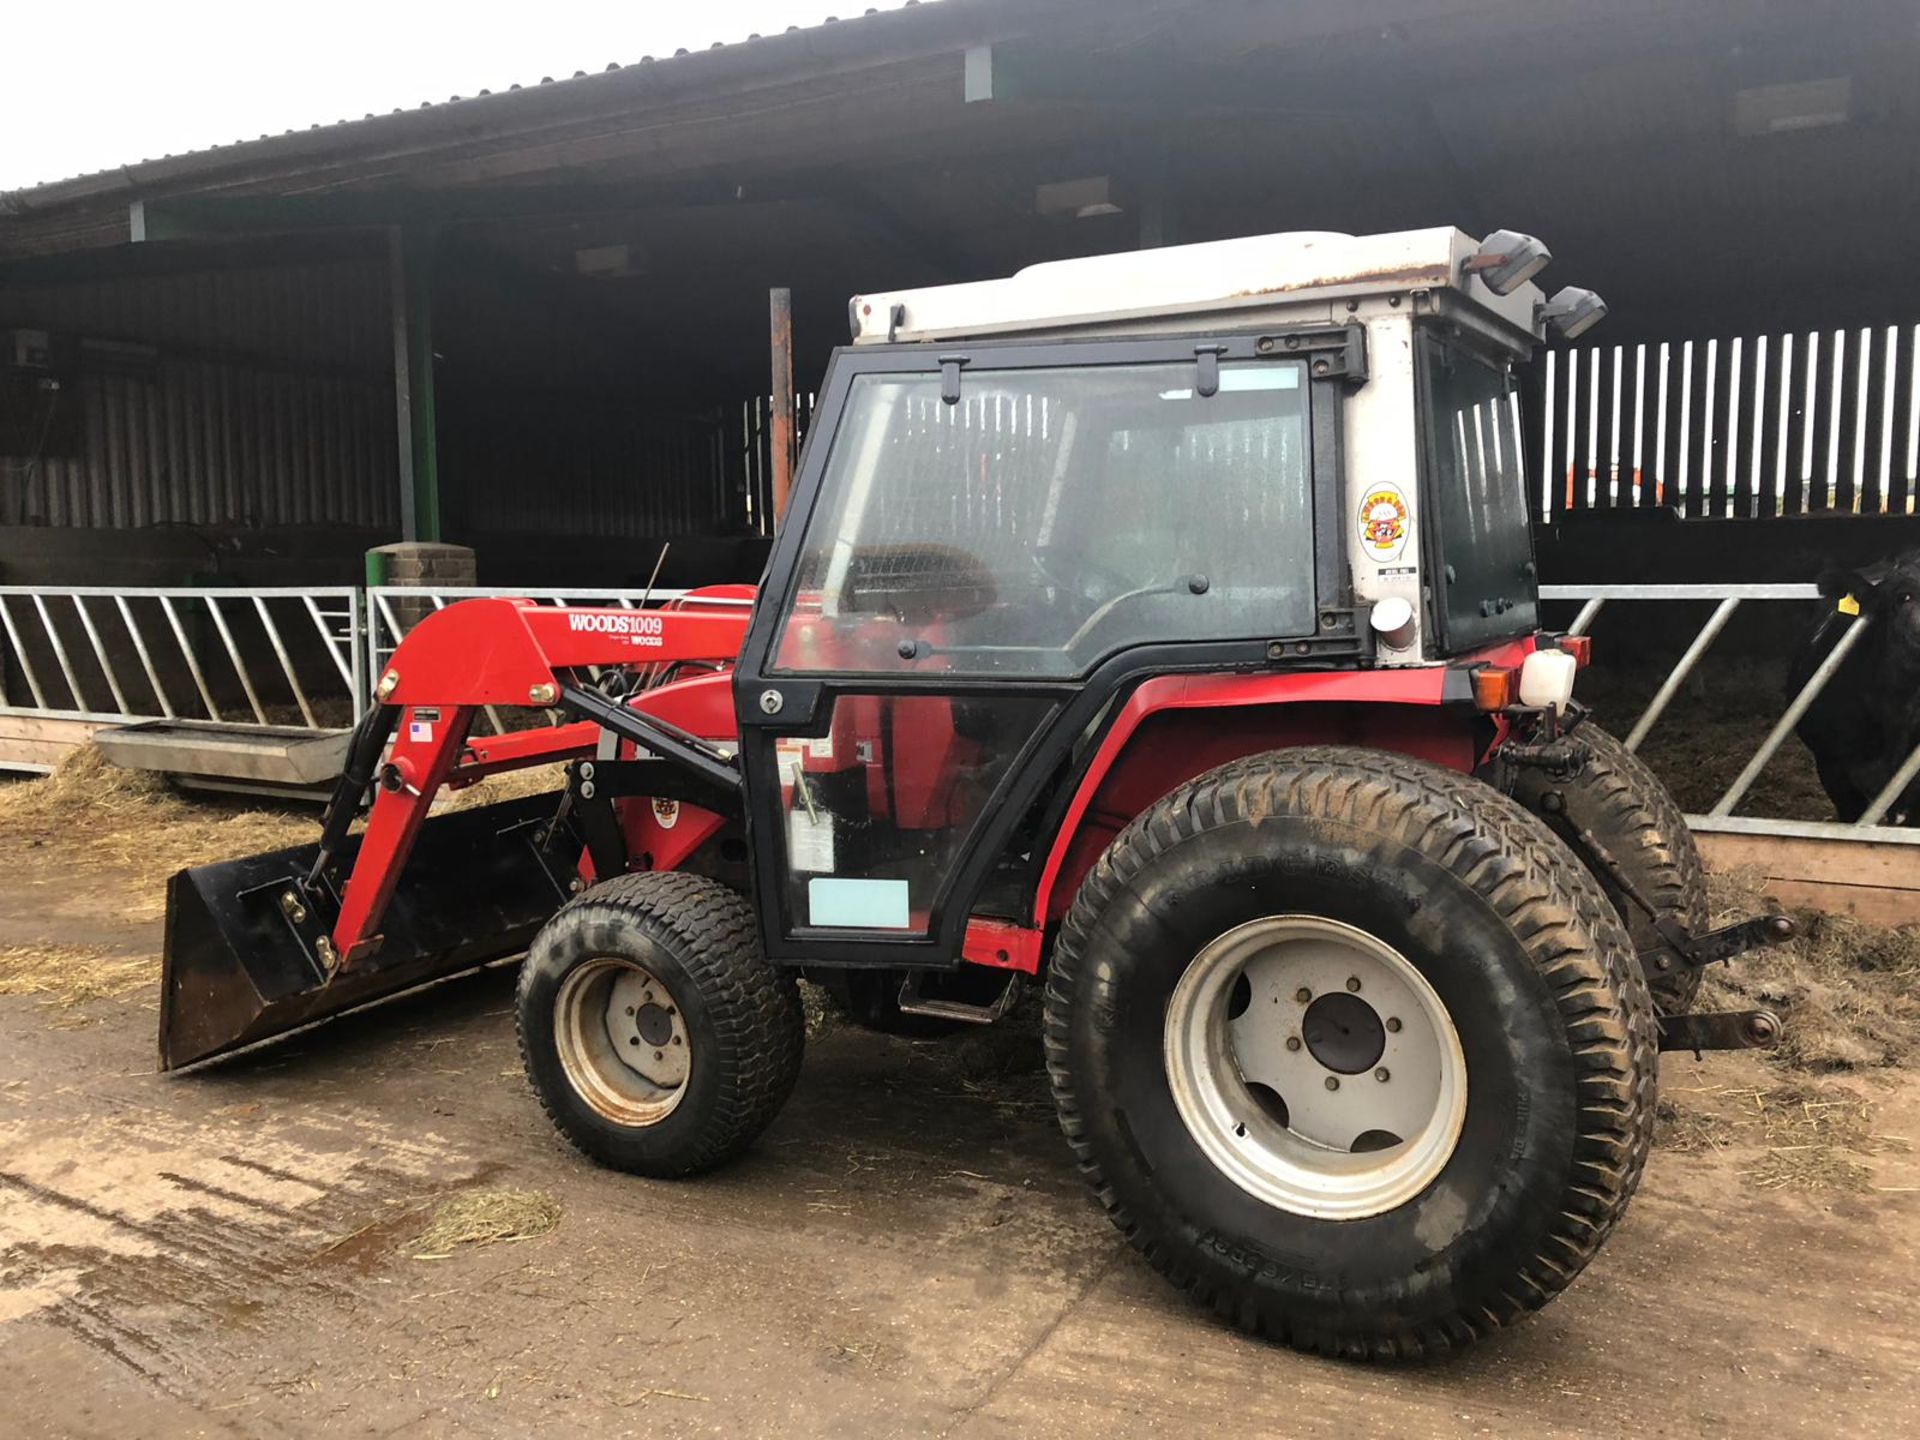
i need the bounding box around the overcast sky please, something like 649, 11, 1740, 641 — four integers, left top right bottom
1, 1, 914, 192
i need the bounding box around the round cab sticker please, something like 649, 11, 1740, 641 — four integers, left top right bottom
1357, 484, 1411, 563
651, 797, 680, 830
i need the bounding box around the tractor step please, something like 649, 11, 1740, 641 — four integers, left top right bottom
896, 969, 1023, 1026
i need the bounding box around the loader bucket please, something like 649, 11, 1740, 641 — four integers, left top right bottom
159, 793, 574, 1071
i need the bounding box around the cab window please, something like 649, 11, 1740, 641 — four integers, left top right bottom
773, 359, 1315, 677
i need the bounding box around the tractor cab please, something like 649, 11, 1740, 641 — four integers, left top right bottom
726, 228, 1595, 968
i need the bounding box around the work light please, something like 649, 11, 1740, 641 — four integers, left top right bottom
1466, 230, 1551, 296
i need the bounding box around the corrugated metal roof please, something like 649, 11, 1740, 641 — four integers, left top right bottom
0, 2, 949, 212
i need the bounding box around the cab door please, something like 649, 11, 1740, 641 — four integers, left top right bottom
733, 336, 1328, 967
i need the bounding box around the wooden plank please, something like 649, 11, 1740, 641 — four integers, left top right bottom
0, 714, 105, 772
1697, 830, 1920, 928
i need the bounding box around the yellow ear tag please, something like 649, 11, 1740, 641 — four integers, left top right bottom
1838, 594, 1861, 615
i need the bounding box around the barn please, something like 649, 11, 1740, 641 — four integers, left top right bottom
2, 0, 1917, 906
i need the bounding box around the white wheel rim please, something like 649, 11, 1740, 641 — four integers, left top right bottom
1163, 915, 1468, 1220
554, 959, 691, 1127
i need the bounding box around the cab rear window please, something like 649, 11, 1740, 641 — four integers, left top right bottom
1418, 335, 1538, 652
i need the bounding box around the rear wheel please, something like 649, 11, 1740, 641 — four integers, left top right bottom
517, 872, 804, 1176
1506, 722, 1709, 1014
1044, 747, 1658, 1359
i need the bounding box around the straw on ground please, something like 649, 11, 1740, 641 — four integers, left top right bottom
409, 1188, 562, 1259
0, 942, 156, 1021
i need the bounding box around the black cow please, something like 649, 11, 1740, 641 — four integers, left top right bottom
1791, 548, 1920, 825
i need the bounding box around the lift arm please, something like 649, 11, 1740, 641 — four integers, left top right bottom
329, 598, 750, 967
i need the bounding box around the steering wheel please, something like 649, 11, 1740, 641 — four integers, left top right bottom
1032, 544, 1136, 605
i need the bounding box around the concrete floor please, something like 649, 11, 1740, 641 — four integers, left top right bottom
3, 854, 1919, 1438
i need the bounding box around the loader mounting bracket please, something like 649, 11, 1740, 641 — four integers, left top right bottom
247, 872, 342, 981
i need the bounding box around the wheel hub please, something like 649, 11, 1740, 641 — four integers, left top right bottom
553, 959, 691, 1126
635, 1002, 675, 1048
1164, 915, 1468, 1220
1300, 991, 1385, 1074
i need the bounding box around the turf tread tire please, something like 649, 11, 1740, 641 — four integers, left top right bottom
516, 871, 803, 1177
1042, 746, 1659, 1360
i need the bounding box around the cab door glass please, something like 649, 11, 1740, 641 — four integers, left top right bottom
769, 696, 1055, 935
773, 360, 1315, 678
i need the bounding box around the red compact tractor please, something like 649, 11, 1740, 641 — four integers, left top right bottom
163, 228, 1789, 1358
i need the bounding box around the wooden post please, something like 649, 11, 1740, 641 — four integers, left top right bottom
769, 287, 795, 528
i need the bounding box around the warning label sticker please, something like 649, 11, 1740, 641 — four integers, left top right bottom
1357, 484, 1411, 563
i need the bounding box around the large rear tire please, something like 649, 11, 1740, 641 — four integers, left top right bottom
1043, 746, 1658, 1359
1506, 722, 1709, 1014
516, 872, 803, 1177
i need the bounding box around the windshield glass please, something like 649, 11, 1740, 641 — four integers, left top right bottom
774, 359, 1315, 676
1419, 334, 1537, 650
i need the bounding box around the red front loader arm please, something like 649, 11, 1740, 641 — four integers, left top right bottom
334, 597, 749, 966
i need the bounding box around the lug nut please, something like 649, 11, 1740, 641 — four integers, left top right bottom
654, 1050, 664, 1061
1295, 987, 1312, 1004
628, 1036, 639, 1047
1325, 1077, 1340, 1091
1285, 1036, 1302, 1052
1375, 1067, 1391, 1083
1385, 1017, 1402, 1033
1345, 977, 1361, 993
626, 1005, 635, 1016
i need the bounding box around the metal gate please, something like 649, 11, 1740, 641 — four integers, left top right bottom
1544, 581, 1920, 923
0, 585, 364, 768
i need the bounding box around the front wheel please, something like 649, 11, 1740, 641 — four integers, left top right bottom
516, 872, 804, 1177
1043, 747, 1658, 1359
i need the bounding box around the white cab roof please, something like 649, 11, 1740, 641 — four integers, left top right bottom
851, 226, 1542, 346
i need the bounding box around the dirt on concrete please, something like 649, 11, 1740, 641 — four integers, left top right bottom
3, 842, 1919, 1438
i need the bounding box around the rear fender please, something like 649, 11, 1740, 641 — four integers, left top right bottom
1032, 670, 1489, 926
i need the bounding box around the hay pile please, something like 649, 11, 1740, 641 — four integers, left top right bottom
1701, 870, 1920, 1071
0, 747, 312, 920
409, 1188, 561, 1259
0, 746, 565, 923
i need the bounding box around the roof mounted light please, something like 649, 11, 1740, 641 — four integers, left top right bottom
1539, 285, 1607, 341
1464, 229, 1551, 296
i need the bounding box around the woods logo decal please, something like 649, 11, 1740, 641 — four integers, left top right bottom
1357, 484, 1410, 562
566, 611, 665, 647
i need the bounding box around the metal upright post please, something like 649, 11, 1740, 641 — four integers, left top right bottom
770, 287, 795, 529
